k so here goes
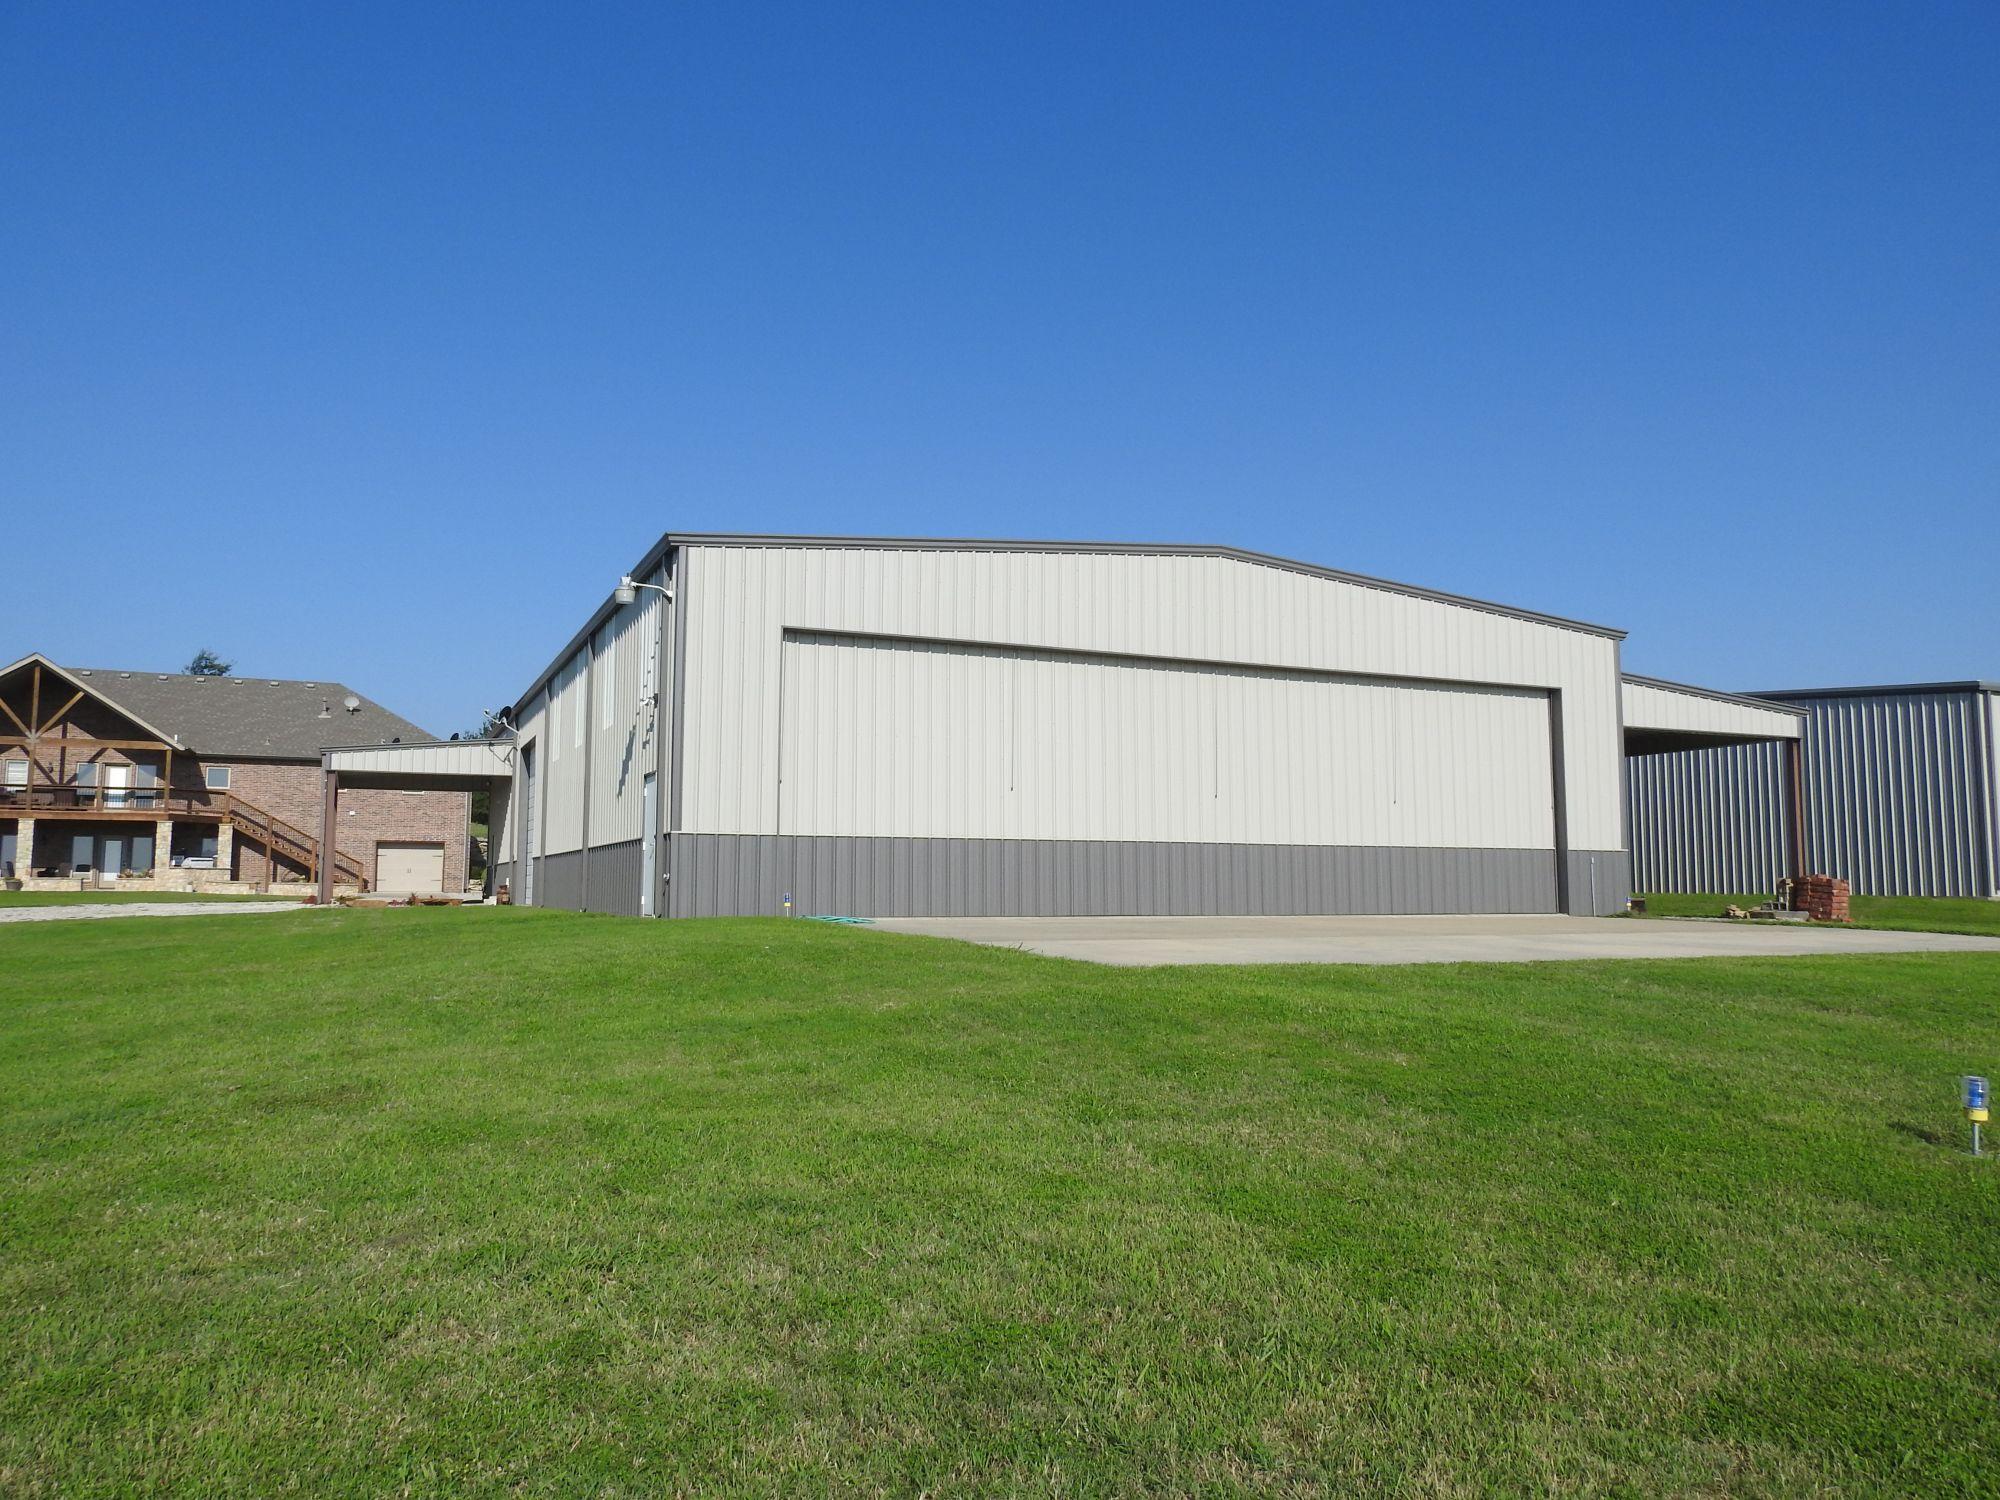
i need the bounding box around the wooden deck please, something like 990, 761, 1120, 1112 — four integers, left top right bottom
0, 790, 228, 822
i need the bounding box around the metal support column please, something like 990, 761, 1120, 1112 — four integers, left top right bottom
1784, 737, 1808, 881
317, 760, 339, 905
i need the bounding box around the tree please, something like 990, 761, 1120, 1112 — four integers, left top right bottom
183, 650, 232, 676
456, 709, 509, 741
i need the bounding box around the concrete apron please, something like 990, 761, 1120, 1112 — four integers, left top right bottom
864, 913, 2000, 967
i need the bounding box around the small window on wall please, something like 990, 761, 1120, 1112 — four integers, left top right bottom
206, 766, 232, 791
5, 757, 29, 787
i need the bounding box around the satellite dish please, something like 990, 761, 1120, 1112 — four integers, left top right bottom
342, 693, 362, 713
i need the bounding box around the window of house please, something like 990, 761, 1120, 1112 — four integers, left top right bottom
75, 762, 98, 796
206, 766, 232, 791
5, 757, 29, 787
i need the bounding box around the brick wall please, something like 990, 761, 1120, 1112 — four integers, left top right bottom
178, 759, 470, 890
1788, 873, 1852, 923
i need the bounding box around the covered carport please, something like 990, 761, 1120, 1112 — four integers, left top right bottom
318, 739, 515, 904
1621, 675, 1808, 885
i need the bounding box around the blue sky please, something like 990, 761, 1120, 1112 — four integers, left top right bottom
4, 2, 1994, 734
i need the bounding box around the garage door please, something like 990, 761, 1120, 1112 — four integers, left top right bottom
773, 631, 1559, 915
376, 841, 446, 894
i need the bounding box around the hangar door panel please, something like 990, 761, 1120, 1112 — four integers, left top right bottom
778, 632, 1555, 852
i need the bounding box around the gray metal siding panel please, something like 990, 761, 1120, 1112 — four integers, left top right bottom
578, 839, 644, 917
537, 848, 586, 910
1565, 848, 1633, 916
668, 833, 1575, 918
1628, 688, 2000, 898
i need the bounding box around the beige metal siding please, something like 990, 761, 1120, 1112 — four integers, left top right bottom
498, 686, 551, 863
326, 742, 514, 780
586, 591, 661, 846
779, 632, 1554, 848
538, 653, 589, 854
1622, 679, 1802, 742
681, 544, 1622, 848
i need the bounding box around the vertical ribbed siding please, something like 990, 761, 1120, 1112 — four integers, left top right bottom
1627, 743, 1791, 894
1805, 691, 1990, 898
1627, 688, 2000, 898
678, 544, 1626, 851
585, 593, 661, 847
777, 631, 1557, 850
666, 833, 1579, 918
537, 848, 586, 909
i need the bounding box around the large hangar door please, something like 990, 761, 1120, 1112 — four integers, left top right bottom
776, 631, 1559, 914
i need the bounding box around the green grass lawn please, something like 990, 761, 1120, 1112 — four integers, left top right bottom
1641, 890, 2000, 938
4, 910, 1999, 1494
0, 889, 276, 908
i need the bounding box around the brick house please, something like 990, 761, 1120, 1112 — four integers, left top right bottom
0, 653, 470, 895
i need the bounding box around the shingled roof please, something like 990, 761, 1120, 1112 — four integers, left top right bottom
58, 664, 438, 760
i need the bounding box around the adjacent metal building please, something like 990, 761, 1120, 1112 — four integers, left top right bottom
487, 533, 1802, 920
1629, 681, 2000, 899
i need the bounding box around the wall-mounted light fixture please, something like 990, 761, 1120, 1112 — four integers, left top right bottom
612, 574, 673, 607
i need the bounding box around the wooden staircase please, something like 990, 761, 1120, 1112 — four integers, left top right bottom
225, 797, 368, 891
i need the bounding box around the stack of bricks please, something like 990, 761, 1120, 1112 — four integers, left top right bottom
1789, 874, 1851, 923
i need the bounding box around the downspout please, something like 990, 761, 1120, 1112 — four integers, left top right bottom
580, 634, 596, 911
650, 551, 674, 917
1973, 689, 1998, 900
1613, 640, 1632, 908
665, 549, 689, 917
1547, 690, 1572, 915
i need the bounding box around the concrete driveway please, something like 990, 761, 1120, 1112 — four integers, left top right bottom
867, 913, 2000, 967
0, 901, 314, 924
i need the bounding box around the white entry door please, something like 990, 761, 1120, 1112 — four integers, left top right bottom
99, 837, 123, 878
103, 764, 131, 809
640, 773, 657, 917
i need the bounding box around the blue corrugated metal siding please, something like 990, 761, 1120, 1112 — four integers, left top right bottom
1628, 688, 2000, 898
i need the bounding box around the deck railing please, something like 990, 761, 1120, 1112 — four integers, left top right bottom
0, 783, 224, 816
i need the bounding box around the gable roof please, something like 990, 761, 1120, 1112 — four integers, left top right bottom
0, 653, 187, 747
1, 653, 437, 759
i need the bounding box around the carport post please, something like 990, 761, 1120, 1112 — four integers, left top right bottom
1784, 738, 1807, 882
317, 758, 338, 906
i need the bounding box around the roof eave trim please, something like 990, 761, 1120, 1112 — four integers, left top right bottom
505, 530, 1627, 714
664, 533, 1627, 638
1621, 672, 1811, 717
1752, 681, 2000, 701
